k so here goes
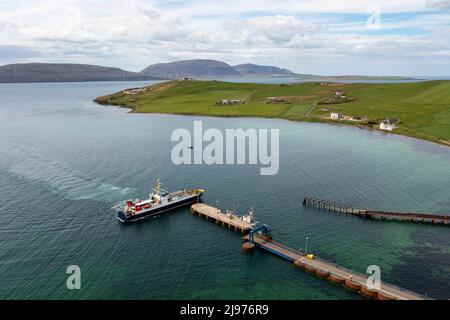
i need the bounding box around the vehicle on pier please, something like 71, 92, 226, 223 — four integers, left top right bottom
115, 179, 204, 223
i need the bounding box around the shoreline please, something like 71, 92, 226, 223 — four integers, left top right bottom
97, 100, 450, 150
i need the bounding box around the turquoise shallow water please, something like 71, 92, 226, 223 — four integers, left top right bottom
0, 81, 449, 300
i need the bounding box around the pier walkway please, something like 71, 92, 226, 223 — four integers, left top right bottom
243, 234, 427, 300
191, 203, 254, 234
303, 197, 450, 226
191, 203, 428, 300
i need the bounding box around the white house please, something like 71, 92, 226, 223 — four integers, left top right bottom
335, 91, 346, 99
218, 99, 245, 106
330, 112, 343, 120
380, 120, 396, 131
266, 96, 286, 103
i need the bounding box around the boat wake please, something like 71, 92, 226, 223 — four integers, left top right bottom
0, 143, 136, 202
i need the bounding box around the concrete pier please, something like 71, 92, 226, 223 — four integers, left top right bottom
243, 234, 428, 300
191, 203, 254, 234
191, 203, 429, 300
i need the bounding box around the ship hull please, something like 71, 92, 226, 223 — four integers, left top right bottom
117, 192, 203, 224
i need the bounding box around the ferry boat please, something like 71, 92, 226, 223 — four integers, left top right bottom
115, 179, 204, 223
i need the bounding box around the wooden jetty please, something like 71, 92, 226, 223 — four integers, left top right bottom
191, 203, 254, 234
303, 197, 450, 226
242, 234, 428, 300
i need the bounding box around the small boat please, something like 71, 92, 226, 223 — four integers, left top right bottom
115, 179, 204, 223
242, 242, 256, 252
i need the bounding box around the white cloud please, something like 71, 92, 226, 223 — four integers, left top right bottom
426, 0, 450, 9
0, 0, 449, 75
166, 0, 429, 16
219, 15, 321, 45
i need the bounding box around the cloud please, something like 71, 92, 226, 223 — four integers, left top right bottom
0, 45, 41, 59
221, 15, 321, 45
425, 0, 450, 9
166, 0, 429, 16
0, 0, 449, 75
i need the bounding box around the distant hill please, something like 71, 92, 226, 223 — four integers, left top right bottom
0, 61, 418, 83
233, 63, 294, 75
0, 63, 161, 83
140, 59, 240, 79
139, 59, 413, 80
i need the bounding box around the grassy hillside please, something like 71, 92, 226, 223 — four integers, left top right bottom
95, 80, 450, 145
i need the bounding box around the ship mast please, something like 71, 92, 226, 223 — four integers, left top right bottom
156, 178, 161, 193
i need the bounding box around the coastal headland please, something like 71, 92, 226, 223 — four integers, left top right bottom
95, 79, 450, 146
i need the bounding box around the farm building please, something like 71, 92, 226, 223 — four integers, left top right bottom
265, 97, 287, 103
218, 99, 246, 106
330, 112, 343, 120
380, 119, 397, 131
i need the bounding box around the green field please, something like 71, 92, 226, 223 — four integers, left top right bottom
95, 80, 450, 145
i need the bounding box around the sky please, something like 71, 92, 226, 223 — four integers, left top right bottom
0, 0, 450, 76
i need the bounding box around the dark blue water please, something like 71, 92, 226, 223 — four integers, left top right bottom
0, 81, 449, 300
